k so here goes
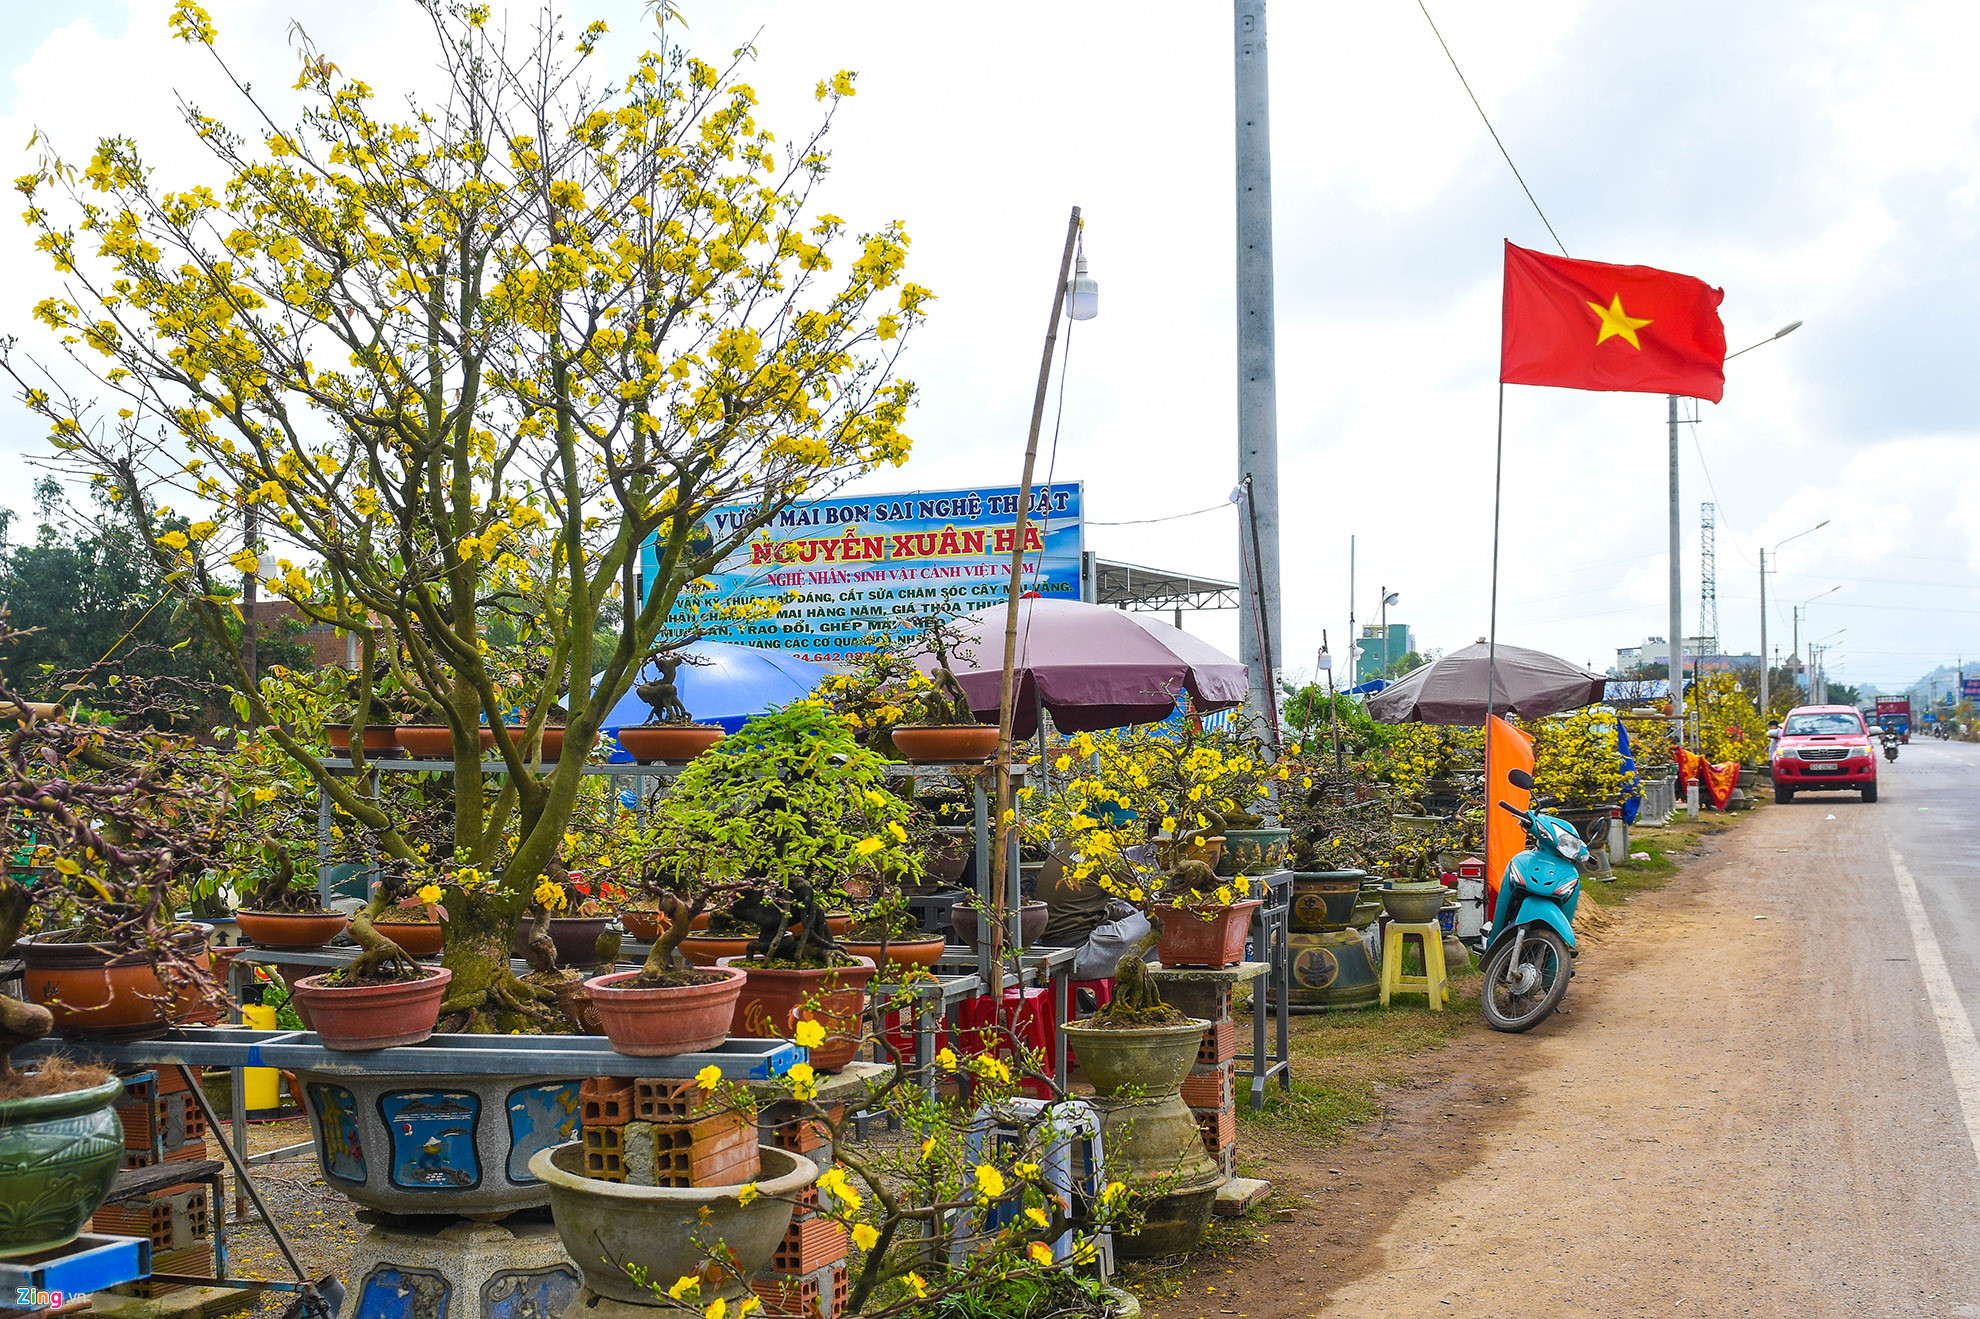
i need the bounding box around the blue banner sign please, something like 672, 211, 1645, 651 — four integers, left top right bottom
646, 483, 1084, 662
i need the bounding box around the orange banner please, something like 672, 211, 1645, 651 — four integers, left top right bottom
1485, 715, 1535, 919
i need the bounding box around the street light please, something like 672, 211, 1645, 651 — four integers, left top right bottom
1810, 627, 1846, 704
1668, 319, 1802, 724
1380, 588, 1400, 677
1067, 254, 1099, 321
1791, 585, 1840, 697
1760, 518, 1829, 718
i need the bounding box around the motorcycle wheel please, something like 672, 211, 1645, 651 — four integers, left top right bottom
1480, 926, 1572, 1033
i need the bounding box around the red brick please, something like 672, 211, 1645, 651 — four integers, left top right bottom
581, 1077, 634, 1127
120, 1140, 208, 1171
1196, 1020, 1237, 1067
1181, 1062, 1233, 1112
118, 1242, 213, 1298
634, 1076, 719, 1122
752, 1263, 849, 1319
632, 1112, 761, 1188
90, 1183, 211, 1251
582, 1125, 626, 1182
1194, 1107, 1235, 1157
771, 1214, 848, 1275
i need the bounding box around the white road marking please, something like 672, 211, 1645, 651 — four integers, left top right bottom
1890, 843, 1980, 1167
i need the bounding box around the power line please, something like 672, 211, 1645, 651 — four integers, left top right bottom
1088, 503, 1231, 527
1416, 0, 1567, 256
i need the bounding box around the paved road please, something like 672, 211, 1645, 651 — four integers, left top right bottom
1293, 740, 1980, 1316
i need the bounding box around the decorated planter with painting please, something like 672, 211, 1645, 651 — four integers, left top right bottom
718, 955, 875, 1073
0, 1075, 125, 1258
296, 1069, 587, 1216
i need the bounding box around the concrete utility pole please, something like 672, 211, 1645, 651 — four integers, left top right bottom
1235, 0, 1282, 727
1668, 394, 1684, 722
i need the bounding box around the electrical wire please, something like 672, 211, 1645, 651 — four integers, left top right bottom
1087, 502, 1232, 527
1416, 0, 1567, 257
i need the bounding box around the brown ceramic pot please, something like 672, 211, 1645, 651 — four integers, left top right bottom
719, 956, 875, 1072
619, 908, 712, 943
890, 725, 1000, 763
616, 725, 726, 762
324, 723, 352, 751
393, 725, 458, 758
585, 966, 747, 1056
681, 932, 756, 968
371, 919, 444, 957
1154, 899, 1263, 970
511, 916, 613, 968
235, 910, 350, 949
841, 935, 947, 976
290, 967, 451, 1050
19, 926, 212, 1039
948, 901, 1049, 951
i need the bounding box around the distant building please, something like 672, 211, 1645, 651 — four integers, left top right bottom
1355, 622, 1414, 680
1612, 635, 1758, 676
249, 601, 347, 669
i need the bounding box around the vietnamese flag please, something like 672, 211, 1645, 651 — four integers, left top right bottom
1500, 241, 1728, 403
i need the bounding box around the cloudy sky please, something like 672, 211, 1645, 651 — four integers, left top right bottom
4, 1, 1977, 690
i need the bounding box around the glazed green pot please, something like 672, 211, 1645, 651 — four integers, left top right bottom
1216, 827, 1292, 876
0, 1075, 126, 1258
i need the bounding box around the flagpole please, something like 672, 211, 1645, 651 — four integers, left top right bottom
1486, 380, 1504, 737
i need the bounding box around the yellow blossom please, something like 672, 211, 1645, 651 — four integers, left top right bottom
905, 1273, 928, 1299
417, 884, 443, 905
973, 1164, 1006, 1201
786, 1062, 818, 1101
1028, 1241, 1055, 1267
793, 1019, 826, 1050
850, 1222, 878, 1251
696, 1064, 722, 1092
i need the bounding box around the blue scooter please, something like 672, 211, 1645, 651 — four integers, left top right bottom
1480, 768, 1587, 1032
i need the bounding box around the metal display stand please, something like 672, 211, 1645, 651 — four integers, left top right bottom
1235, 868, 1294, 1109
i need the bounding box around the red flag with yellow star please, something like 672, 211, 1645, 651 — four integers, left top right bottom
1500, 241, 1727, 402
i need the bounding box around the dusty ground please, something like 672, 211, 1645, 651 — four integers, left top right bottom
1147, 775, 1980, 1319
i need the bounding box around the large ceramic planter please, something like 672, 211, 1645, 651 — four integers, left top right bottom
1217, 827, 1292, 876
1290, 871, 1365, 933
297, 1069, 587, 1216
235, 909, 350, 949
533, 1142, 816, 1307
19, 925, 212, 1040
616, 725, 725, 762
511, 916, 613, 968
585, 965, 746, 1056
842, 935, 948, 976
0, 1075, 125, 1258
719, 956, 875, 1073
891, 725, 1000, 763
1154, 899, 1263, 970
1154, 836, 1225, 872
1379, 882, 1447, 923
371, 918, 444, 958
1059, 1019, 1221, 1258
291, 968, 451, 1050
948, 901, 1049, 951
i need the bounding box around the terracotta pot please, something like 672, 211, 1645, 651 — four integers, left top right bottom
719, 956, 875, 1072
393, 725, 459, 758
681, 932, 756, 968
19, 926, 213, 1039
511, 916, 613, 969
584, 965, 748, 1056
841, 935, 947, 975
372, 919, 444, 957
324, 723, 352, 751
357, 724, 400, 756
290, 968, 451, 1050
890, 725, 1000, 763
925, 829, 972, 882
616, 725, 726, 762
948, 901, 1049, 951
1154, 899, 1263, 970
235, 910, 350, 949
500, 726, 595, 761
824, 911, 854, 937
0, 1075, 126, 1259
618, 908, 712, 943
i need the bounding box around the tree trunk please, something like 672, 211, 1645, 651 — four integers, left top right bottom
438, 888, 552, 1032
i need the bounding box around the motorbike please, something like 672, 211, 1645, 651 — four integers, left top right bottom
1883, 731, 1900, 762
1480, 768, 1587, 1032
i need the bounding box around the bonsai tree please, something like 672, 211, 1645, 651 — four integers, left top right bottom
8, 5, 930, 1029
0, 626, 227, 1086
815, 614, 984, 757
631, 703, 922, 976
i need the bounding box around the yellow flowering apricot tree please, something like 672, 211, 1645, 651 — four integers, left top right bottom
3, 2, 929, 1026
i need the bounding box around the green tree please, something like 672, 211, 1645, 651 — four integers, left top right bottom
6, 2, 926, 1027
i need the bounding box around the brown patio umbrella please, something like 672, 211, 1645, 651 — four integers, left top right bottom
1365, 642, 1607, 725
921, 598, 1249, 738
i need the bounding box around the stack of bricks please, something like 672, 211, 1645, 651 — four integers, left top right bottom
752, 1100, 851, 1319
578, 1076, 760, 1188
95, 1068, 221, 1297
1159, 979, 1242, 1179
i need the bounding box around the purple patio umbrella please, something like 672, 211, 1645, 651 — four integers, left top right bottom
1365, 642, 1607, 725
922, 598, 1249, 738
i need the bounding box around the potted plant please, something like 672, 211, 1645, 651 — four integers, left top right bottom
616, 650, 728, 762
232, 843, 350, 948
841, 900, 947, 976
649, 704, 922, 1069
288, 868, 452, 1050
507, 863, 614, 969
819, 616, 998, 762
0, 649, 226, 1257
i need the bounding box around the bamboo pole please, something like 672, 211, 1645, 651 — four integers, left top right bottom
987, 207, 1082, 981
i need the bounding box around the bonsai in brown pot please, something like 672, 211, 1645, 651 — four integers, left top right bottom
288, 867, 452, 1050
233, 843, 349, 948
815, 616, 997, 763
615, 651, 726, 762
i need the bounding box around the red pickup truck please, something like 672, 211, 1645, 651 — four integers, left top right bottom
1772, 705, 1879, 803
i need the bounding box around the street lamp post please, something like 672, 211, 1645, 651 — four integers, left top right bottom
1792, 585, 1840, 697
1668, 320, 1802, 722
1760, 518, 1829, 719
1379, 588, 1399, 677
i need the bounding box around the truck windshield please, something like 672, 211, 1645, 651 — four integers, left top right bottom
1783, 712, 1863, 736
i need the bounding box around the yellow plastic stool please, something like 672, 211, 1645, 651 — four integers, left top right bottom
1379, 920, 1450, 1009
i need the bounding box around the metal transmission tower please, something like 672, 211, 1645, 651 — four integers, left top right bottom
1698, 502, 1718, 661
